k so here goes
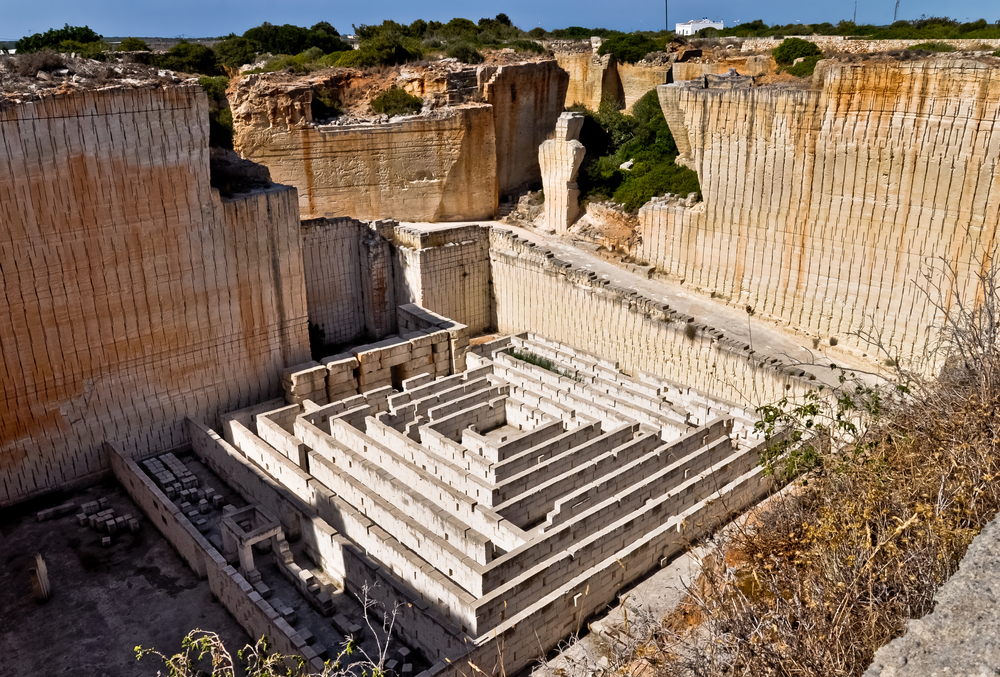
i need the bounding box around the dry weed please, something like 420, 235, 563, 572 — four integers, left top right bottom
644, 255, 1000, 676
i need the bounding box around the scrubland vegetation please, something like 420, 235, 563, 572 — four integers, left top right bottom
571, 90, 700, 211
621, 259, 1000, 676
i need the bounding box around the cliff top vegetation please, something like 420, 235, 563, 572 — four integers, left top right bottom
696, 15, 1000, 40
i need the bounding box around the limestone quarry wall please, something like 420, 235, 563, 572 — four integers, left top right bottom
393, 226, 494, 335
489, 230, 813, 404
553, 51, 670, 111
642, 59, 1000, 361
483, 61, 569, 196
235, 104, 498, 222
617, 63, 671, 109
301, 218, 365, 344
555, 51, 616, 110
0, 86, 310, 506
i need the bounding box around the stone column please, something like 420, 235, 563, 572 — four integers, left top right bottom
539, 112, 586, 235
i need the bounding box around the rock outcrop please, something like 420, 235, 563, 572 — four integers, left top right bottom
538, 112, 586, 234
643, 57, 1000, 363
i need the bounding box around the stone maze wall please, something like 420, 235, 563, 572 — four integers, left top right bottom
0, 86, 311, 507
169, 321, 781, 676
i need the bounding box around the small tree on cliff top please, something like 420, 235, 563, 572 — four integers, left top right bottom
772, 37, 822, 64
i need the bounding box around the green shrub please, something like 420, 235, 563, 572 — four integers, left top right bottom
994, 50, 1000, 57
57, 39, 110, 60
446, 42, 484, 63
786, 54, 822, 77
574, 89, 700, 211
153, 41, 219, 75
773, 37, 822, 65
503, 39, 546, 54
597, 33, 659, 64
15, 24, 101, 53
243, 21, 352, 55
527, 27, 546, 39
198, 75, 229, 99
117, 37, 149, 52
907, 41, 956, 51
311, 89, 342, 121
209, 108, 234, 149
214, 35, 257, 69
370, 87, 423, 117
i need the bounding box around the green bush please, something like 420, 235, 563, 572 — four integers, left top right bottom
446, 42, 484, 63
198, 75, 229, 99
209, 108, 234, 149
370, 87, 424, 117
57, 39, 110, 60
773, 37, 822, 65
597, 33, 659, 64
574, 89, 700, 211
786, 55, 822, 77
907, 41, 956, 51
15, 24, 101, 52
214, 35, 257, 69
311, 89, 342, 120
198, 76, 233, 148
994, 50, 1000, 57
504, 39, 546, 54
117, 37, 149, 52
153, 41, 219, 75
243, 21, 351, 55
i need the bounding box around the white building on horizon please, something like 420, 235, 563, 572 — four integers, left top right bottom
675, 18, 725, 36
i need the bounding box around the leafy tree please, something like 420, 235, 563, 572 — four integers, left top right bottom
772, 37, 822, 65
117, 37, 149, 52
153, 41, 219, 75
573, 89, 700, 211
215, 35, 257, 68
528, 27, 546, 38
15, 24, 101, 52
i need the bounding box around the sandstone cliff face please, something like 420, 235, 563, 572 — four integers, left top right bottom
482, 60, 569, 196
0, 86, 310, 505
643, 59, 1000, 362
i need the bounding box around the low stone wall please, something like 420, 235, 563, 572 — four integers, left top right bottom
109, 440, 322, 672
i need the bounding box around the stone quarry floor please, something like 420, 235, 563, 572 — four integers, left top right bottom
0, 478, 249, 677
402, 220, 878, 389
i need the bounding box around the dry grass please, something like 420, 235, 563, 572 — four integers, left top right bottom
631, 258, 1000, 677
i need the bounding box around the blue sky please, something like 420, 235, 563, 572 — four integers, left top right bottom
2, 0, 998, 41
